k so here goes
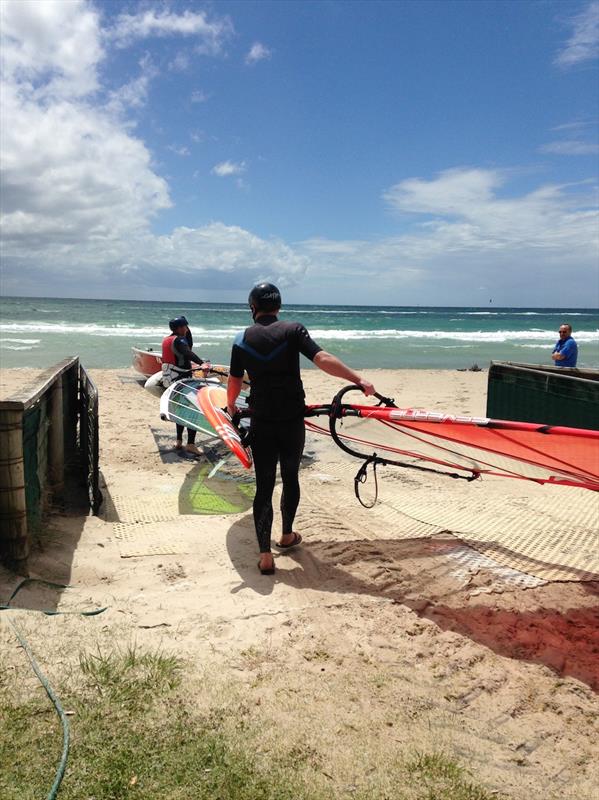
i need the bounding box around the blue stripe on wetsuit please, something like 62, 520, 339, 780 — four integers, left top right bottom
233, 330, 289, 362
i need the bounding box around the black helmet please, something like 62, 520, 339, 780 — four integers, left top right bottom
248, 283, 281, 313
169, 315, 188, 332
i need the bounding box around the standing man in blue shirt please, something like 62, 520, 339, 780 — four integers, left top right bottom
551, 324, 578, 367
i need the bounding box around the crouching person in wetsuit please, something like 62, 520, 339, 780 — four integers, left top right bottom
226, 283, 376, 575
162, 316, 211, 455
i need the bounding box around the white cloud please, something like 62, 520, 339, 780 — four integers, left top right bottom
146, 223, 308, 284
294, 168, 599, 301
541, 119, 599, 157
168, 51, 190, 72
1, 80, 171, 244
107, 72, 151, 113
383, 168, 598, 256
540, 140, 599, 155
167, 144, 190, 157
2, 219, 309, 295
245, 42, 271, 64
211, 160, 246, 177
106, 55, 158, 115
1, 3, 169, 254
0, 0, 103, 97
384, 168, 498, 217
555, 1, 599, 67
109, 8, 233, 54
190, 89, 210, 103
551, 119, 596, 132
0, 1, 306, 297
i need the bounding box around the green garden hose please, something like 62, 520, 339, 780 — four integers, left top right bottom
3, 578, 108, 799
7, 616, 70, 800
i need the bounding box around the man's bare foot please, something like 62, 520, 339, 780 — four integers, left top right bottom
175, 439, 183, 450
185, 443, 201, 455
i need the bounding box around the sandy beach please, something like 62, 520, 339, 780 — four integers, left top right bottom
1, 366, 598, 799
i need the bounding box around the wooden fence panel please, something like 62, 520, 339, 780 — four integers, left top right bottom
0, 357, 101, 573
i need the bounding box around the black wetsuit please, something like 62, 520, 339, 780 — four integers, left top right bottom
172, 335, 203, 372
171, 332, 205, 444
229, 316, 322, 552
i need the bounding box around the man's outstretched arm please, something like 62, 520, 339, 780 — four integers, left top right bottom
313, 351, 375, 396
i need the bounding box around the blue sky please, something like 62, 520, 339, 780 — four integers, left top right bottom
1, 0, 598, 306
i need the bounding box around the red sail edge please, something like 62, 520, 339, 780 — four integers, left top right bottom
305, 406, 599, 491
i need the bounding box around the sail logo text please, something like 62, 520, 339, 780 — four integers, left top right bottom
390, 410, 490, 426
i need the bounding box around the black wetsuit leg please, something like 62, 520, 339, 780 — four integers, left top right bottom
175, 424, 196, 445
279, 418, 305, 534
250, 418, 278, 552
250, 417, 305, 553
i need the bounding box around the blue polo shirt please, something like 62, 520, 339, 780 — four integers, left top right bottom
552, 336, 578, 367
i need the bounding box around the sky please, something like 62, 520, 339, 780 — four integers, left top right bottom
0, 0, 598, 307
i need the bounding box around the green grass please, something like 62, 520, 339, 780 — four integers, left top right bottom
1, 645, 327, 800
0, 645, 506, 800
78, 644, 181, 707
403, 752, 502, 800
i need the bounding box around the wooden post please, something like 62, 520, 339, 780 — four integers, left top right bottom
48, 377, 65, 503
0, 406, 29, 573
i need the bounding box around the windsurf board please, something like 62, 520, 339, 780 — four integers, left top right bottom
197, 384, 252, 469
160, 378, 251, 467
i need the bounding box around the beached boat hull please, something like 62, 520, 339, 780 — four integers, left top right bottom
132, 347, 162, 377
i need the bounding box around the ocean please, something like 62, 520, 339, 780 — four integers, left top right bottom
1, 296, 598, 371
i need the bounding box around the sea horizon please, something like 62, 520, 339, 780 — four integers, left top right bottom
1, 295, 598, 371
3, 293, 598, 310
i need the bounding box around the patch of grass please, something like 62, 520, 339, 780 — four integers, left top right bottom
370, 671, 390, 689
302, 648, 331, 662
1, 645, 508, 800
0, 646, 331, 800
238, 644, 275, 670
404, 751, 501, 800
0, 697, 63, 800
64, 707, 322, 800
79, 643, 181, 708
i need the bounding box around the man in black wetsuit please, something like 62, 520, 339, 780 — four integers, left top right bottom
227, 283, 375, 575
162, 316, 211, 455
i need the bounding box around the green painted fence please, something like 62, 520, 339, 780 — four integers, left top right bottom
486, 362, 599, 430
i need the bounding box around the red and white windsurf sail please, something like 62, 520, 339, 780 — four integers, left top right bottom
305, 386, 599, 492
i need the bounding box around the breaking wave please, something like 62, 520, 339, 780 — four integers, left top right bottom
0, 337, 41, 351
1, 323, 597, 345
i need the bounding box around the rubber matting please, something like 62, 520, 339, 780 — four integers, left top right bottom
301, 495, 545, 589
304, 457, 598, 582
392, 487, 599, 582
109, 494, 180, 524
113, 520, 198, 557
445, 543, 545, 590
